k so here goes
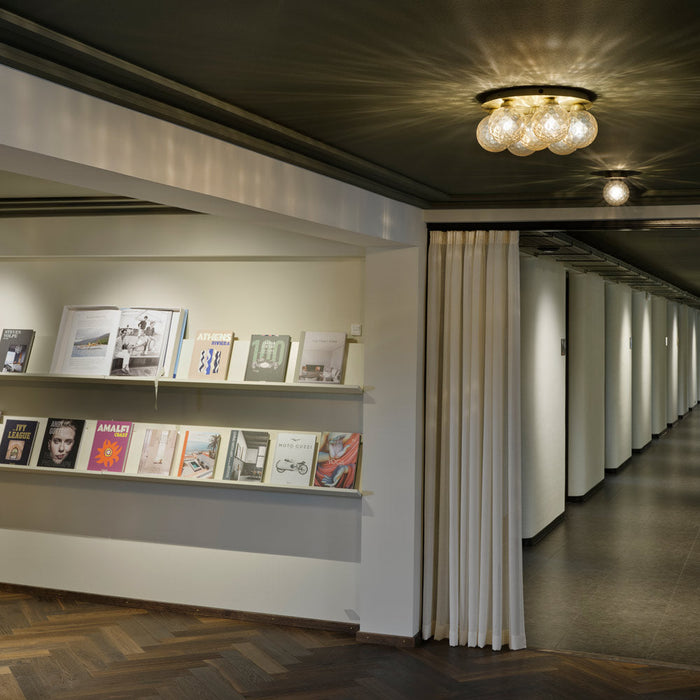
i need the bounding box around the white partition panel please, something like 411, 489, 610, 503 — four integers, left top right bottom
605, 283, 632, 470
678, 304, 689, 417
667, 302, 679, 425
632, 291, 652, 450
690, 309, 698, 408
651, 295, 669, 436
567, 272, 605, 498
520, 256, 566, 539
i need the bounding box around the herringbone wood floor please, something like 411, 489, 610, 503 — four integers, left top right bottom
1, 588, 700, 699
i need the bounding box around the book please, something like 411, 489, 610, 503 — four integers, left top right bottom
188, 330, 233, 380
137, 428, 179, 475
36, 418, 86, 469
296, 331, 347, 384
0, 329, 35, 373
244, 334, 291, 382
313, 432, 361, 489
87, 420, 134, 472
0, 418, 39, 465
222, 429, 269, 481
110, 307, 177, 378
268, 432, 316, 486
51, 306, 121, 375
177, 430, 221, 479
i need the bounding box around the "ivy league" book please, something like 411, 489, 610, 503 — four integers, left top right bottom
0, 418, 39, 465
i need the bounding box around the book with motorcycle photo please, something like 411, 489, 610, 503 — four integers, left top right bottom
267, 432, 317, 486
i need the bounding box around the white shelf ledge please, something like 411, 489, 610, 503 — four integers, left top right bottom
0, 372, 363, 395
0, 463, 362, 498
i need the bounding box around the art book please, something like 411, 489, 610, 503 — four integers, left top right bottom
296, 331, 346, 384
222, 429, 269, 481
268, 432, 316, 486
110, 307, 175, 378
36, 418, 86, 469
0, 418, 39, 466
137, 427, 179, 475
244, 334, 291, 382
177, 430, 221, 479
50, 306, 121, 375
188, 330, 233, 380
87, 420, 133, 472
0, 329, 35, 373
313, 432, 361, 489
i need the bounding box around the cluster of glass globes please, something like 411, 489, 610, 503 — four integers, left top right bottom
476, 97, 598, 157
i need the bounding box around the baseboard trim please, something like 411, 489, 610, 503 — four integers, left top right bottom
0, 582, 360, 635
652, 427, 669, 439
605, 455, 632, 474
356, 631, 421, 647
567, 477, 605, 503
632, 440, 652, 454
522, 511, 566, 547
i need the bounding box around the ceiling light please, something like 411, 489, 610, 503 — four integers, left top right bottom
596, 169, 639, 206
603, 178, 630, 206
476, 86, 597, 157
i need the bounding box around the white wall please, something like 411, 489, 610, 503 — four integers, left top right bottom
567, 272, 605, 497
0, 65, 426, 638
667, 302, 679, 424
632, 291, 652, 450
605, 283, 632, 470
520, 256, 566, 539
651, 295, 668, 436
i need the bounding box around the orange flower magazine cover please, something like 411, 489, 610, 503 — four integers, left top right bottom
312, 432, 361, 489
87, 420, 133, 472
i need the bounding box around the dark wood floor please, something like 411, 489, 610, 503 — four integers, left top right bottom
1, 589, 700, 699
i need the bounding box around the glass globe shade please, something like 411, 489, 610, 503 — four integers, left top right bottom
508, 141, 535, 157
488, 105, 525, 146
603, 179, 630, 206
549, 139, 577, 155
476, 115, 506, 152
518, 114, 549, 151
530, 102, 570, 144
565, 110, 598, 149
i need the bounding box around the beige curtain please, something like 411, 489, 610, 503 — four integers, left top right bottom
422, 230, 526, 650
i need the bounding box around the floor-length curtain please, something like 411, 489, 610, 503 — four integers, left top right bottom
422, 229, 526, 650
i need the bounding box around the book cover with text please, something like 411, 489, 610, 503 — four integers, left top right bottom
0, 329, 35, 373
244, 334, 291, 382
37, 418, 86, 469
223, 429, 269, 481
0, 418, 39, 466
87, 420, 133, 472
177, 430, 221, 479
296, 331, 346, 384
268, 432, 316, 486
188, 330, 233, 380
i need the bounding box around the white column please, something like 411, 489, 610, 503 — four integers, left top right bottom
520, 256, 566, 538
567, 272, 605, 497
651, 295, 668, 436
678, 304, 689, 417
632, 291, 652, 450
667, 302, 679, 424
689, 309, 698, 408
605, 282, 632, 470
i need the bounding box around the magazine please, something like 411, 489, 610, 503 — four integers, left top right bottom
296, 331, 346, 384
0, 418, 39, 466
87, 420, 134, 472
268, 432, 316, 486
312, 432, 361, 488
188, 330, 233, 380
222, 429, 269, 481
0, 329, 35, 373
177, 430, 221, 479
137, 427, 179, 475
244, 334, 291, 382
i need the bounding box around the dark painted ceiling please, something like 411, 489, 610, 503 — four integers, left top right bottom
0, 1, 699, 293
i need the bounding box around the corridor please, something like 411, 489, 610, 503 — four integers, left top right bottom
523, 405, 700, 667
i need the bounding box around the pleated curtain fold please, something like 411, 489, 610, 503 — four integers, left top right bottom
422, 229, 526, 651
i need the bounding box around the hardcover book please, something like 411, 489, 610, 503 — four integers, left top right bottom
51, 306, 121, 376
0, 329, 35, 373
137, 428, 179, 475
268, 432, 317, 486
177, 430, 221, 479
188, 330, 233, 380
313, 432, 361, 489
0, 418, 39, 465
110, 307, 176, 378
222, 429, 269, 481
87, 420, 133, 472
36, 418, 86, 469
296, 331, 347, 384
244, 334, 291, 382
